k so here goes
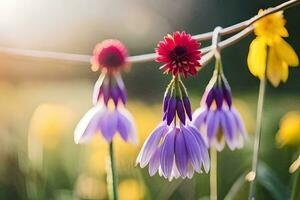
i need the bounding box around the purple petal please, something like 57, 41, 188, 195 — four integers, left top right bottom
187, 125, 210, 173
175, 131, 188, 177
74, 105, 105, 144
99, 109, 118, 142
214, 87, 223, 109
102, 83, 110, 105
117, 85, 126, 105
183, 96, 192, 121
160, 128, 176, 178
192, 107, 207, 129
115, 74, 126, 104
206, 110, 220, 143
181, 125, 202, 173
149, 147, 161, 176
231, 107, 247, 137
92, 82, 102, 105
205, 89, 214, 108
92, 74, 106, 105
117, 107, 137, 144
166, 97, 176, 125
136, 122, 168, 167
163, 94, 170, 112
110, 86, 119, 106
223, 86, 232, 107
220, 110, 235, 141
176, 99, 186, 124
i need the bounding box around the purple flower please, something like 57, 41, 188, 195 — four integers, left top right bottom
93, 73, 126, 106
136, 76, 210, 180
136, 122, 209, 181
74, 73, 137, 144
193, 72, 247, 151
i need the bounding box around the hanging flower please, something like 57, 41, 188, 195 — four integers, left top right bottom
276, 111, 300, 147
156, 31, 202, 78
247, 9, 299, 87
91, 39, 129, 72
136, 33, 209, 181
74, 40, 137, 144
193, 64, 247, 151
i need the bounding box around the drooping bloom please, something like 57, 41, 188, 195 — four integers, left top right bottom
156, 31, 202, 78
247, 9, 299, 87
276, 111, 300, 147
137, 34, 209, 181
193, 68, 247, 151
74, 40, 137, 144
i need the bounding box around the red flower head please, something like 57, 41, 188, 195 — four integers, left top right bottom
156, 31, 202, 78
91, 39, 129, 73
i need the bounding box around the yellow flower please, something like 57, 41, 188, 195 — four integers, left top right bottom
28, 104, 74, 149
118, 179, 145, 200
75, 174, 107, 199
276, 111, 300, 147
254, 10, 288, 43
247, 9, 299, 87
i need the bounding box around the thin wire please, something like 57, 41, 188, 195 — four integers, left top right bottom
192, 0, 299, 41
0, 0, 299, 66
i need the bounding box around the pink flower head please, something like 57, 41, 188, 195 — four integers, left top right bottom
156, 31, 202, 78
91, 39, 129, 73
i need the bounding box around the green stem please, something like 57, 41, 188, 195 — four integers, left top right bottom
291, 167, 300, 200
210, 147, 218, 200
248, 75, 266, 200
107, 142, 118, 200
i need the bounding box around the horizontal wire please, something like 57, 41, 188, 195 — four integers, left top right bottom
192, 0, 300, 41
0, 0, 298, 66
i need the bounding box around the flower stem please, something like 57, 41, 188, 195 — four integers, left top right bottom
291, 168, 300, 200
107, 141, 118, 200
248, 75, 266, 200
210, 147, 217, 200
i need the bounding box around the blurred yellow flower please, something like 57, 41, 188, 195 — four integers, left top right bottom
119, 179, 145, 200
75, 174, 107, 199
28, 104, 74, 149
276, 111, 300, 147
247, 10, 299, 87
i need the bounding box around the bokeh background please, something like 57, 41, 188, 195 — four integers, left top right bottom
0, 0, 299, 199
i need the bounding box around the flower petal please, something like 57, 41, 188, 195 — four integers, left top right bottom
231, 107, 247, 137
181, 125, 202, 173
221, 111, 237, 150
267, 46, 283, 87
92, 74, 106, 105
160, 128, 176, 178
136, 122, 167, 167
175, 131, 188, 177
274, 37, 299, 67
192, 107, 207, 129
99, 109, 118, 142
149, 147, 161, 176
280, 62, 289, 82
167, 97, 176, 125
206, 111, 220, 143
117, 107, 138, 144
188, 125, 210, 173
247, 37, 267, 80
74, 105, 105, 144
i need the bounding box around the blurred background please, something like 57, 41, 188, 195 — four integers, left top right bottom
0, 0, 299, 199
